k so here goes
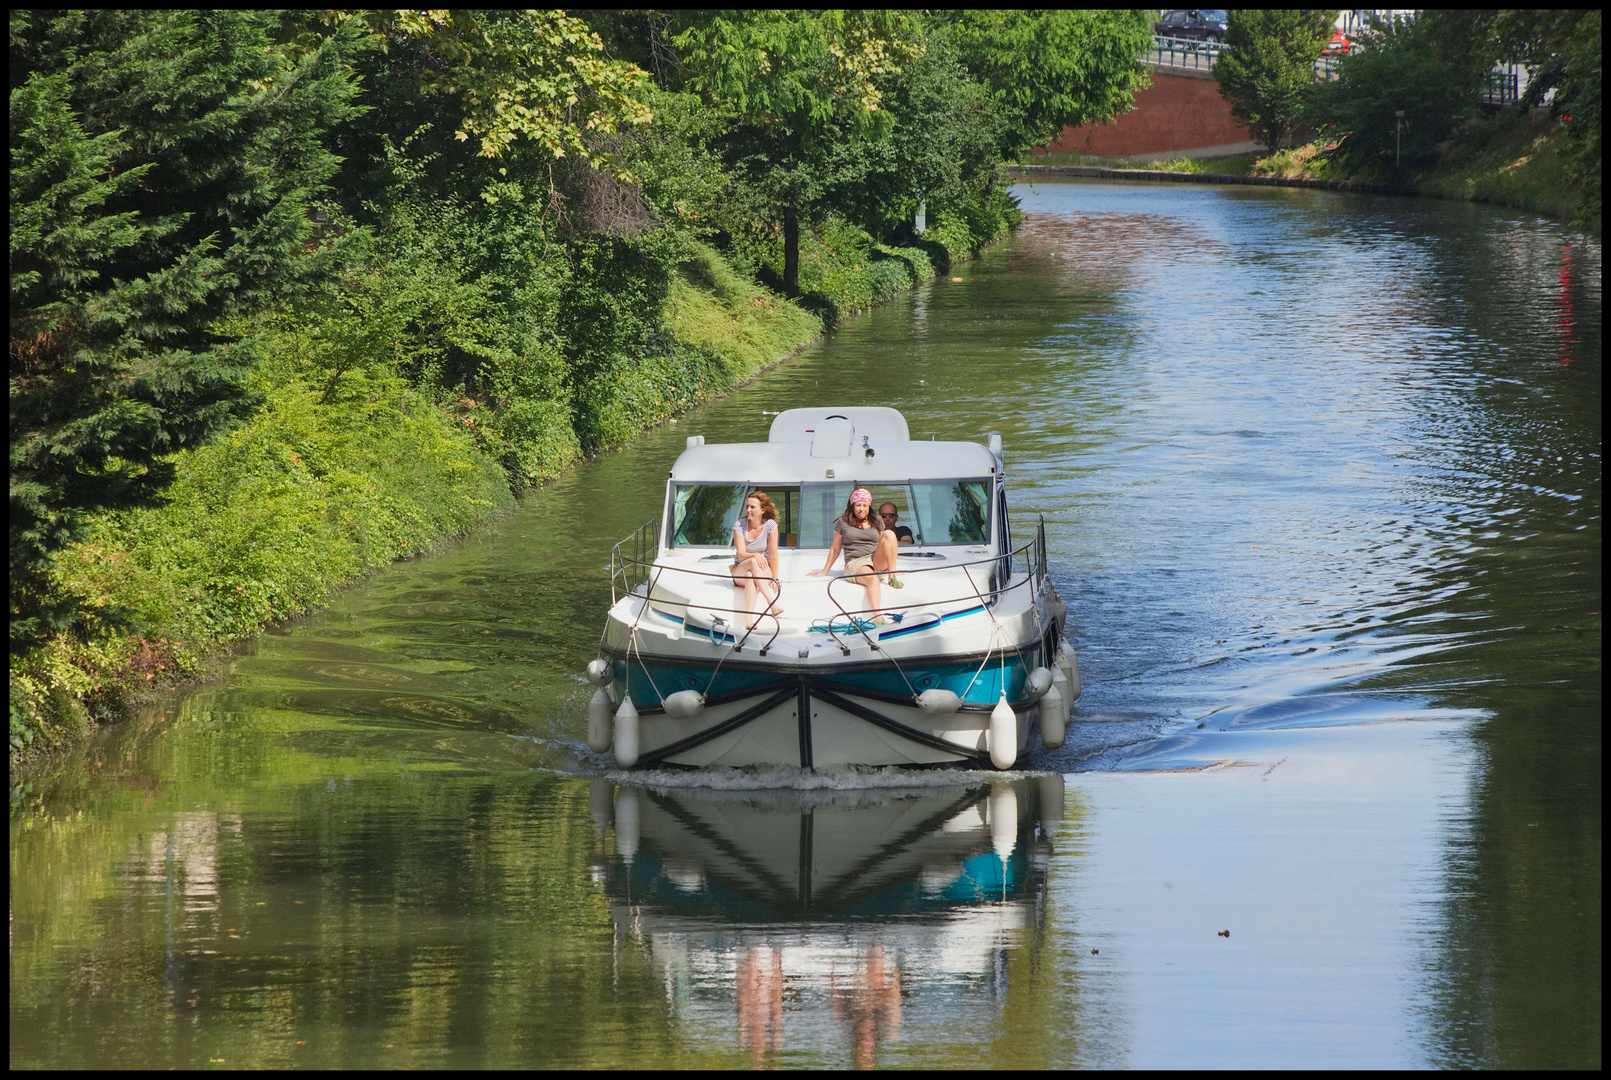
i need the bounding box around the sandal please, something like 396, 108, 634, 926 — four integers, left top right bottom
888, 575, 904, 589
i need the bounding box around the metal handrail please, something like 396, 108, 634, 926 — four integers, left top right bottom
1150, 35, 1349, 80
616, 544, 786, 656
1149, 34, 1227, 71
609, 518, 660, 604
607, 515, 1051, 660
819, 521, 1049, 656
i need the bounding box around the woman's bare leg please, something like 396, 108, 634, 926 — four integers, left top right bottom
740, 574, 758, 627
759, 575, 781, 615
873, 532, 899, 576
860, 571, 881, 617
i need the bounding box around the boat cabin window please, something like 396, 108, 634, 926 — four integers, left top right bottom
669, 484, 801, 546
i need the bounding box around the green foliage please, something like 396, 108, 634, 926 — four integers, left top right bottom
1321, 9, 1598, 225
1555, 11, 1601, 229
313, 9, 652, 198
1214, 9, 1334, 152
17, 356, 511, 668
1467, 9, 1601, 229
1418, 112, 1581, 223
1308, 15, 1482, 178
664, 241, 822, 373
940, 10, 1154, 161
9, 10, 366, 651
672, 10, 924, 295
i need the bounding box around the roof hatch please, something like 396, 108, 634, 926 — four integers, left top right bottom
768, 407, 911, 444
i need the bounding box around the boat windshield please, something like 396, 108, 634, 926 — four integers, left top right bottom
794, 480, 992, 546
670, 480, 992, 547
670, 484, 802, 546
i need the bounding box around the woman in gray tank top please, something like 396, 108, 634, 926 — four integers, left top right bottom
807, 488, 902, 623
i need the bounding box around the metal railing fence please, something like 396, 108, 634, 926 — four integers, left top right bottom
1148, 34, 1226, 72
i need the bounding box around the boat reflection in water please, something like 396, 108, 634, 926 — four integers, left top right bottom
591, 773, 1066, 1068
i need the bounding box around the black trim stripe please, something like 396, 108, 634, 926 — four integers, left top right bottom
809, 685, 988, 765
797, 677, 814, 769
828, 679, 1039, 714
639, 689, 797, 765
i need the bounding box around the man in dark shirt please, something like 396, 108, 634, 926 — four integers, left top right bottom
879, 503, 915, 544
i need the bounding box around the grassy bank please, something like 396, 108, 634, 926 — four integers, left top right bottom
1416, 112, 1585, 225
9, 216, 990, 760
1021, 112, 1593, 229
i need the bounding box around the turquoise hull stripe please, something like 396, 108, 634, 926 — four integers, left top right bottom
613, 652, 1036, 709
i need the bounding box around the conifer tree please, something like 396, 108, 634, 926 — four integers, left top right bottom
9, 10, 364, 650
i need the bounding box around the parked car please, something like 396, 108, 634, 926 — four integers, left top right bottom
1153, 9, 1230, 45
1321, 28, 1355, 55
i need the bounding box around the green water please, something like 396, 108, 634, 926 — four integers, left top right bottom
10, 182, 1600, 1069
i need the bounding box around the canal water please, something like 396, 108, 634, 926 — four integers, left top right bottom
10, 181, 1600, 1069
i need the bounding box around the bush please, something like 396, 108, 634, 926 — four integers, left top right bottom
1309, 16, 1480, 178
34, 364, 509, 660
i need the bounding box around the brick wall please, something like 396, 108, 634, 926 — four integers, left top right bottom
1045, 65, 1252, 157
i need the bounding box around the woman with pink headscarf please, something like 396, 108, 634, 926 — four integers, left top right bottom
807, 488, 902, 623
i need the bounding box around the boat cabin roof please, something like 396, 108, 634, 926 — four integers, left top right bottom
671, 407, 999, 484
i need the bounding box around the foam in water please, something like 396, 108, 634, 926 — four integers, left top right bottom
606, 764, 1049, 792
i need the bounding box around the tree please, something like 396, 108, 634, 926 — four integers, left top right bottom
1307, 14, 1481, 176
938, 10, 1154, 162
817, 33, 1006, 242
1421, 9, 1600, 226
9, 11, 364, 651
671, 10, 922, 297
1214, 9, 1334, 152
314, 10, 653, 211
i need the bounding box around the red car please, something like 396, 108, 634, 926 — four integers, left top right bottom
1321, 28, 1355, 55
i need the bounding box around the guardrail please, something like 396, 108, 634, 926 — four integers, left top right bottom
819, 516, 1049, 657
1151, 34, 1345, 78
1147, 35, 1514, 102
1149, 34, 1226, 72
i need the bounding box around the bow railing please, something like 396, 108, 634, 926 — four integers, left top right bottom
607, 516, 1052, 659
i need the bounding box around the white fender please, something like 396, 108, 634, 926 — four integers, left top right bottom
585, 658, 612, 686
989, 782, 1019, 863
614, 785, 640, 864
916, 688, 962, 714
1051, 666, 1072, 721
664, 689, 706, 719
1039, 685, 1066, 748
613, 696, 640, 767
1025, 666, 1053, 699
1065, 646, 1081, 702
1055, 644, 1074, 692
989, 695, 1017, 770
586, 687, 613, 753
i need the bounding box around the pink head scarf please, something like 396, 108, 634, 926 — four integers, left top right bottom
851, 488, 872, 505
